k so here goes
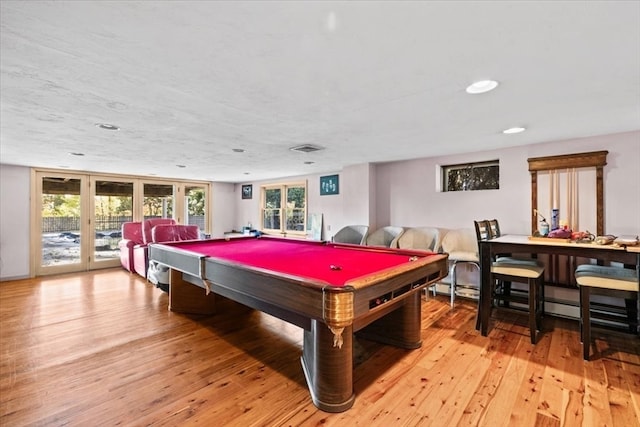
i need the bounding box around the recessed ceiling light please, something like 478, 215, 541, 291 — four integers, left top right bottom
232, 148, 245, 153
69, 152, 85, 156
503, 127, 526, 134
465, 80, 499, 94
95, 123, 120, 131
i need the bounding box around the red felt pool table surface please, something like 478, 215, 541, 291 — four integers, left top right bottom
165, 237, 436, 287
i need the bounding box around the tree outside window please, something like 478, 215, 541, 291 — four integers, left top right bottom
442, 160, 499, 192
261, 183, 306, 234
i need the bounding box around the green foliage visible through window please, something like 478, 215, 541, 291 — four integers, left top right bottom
261, 183, 306, 234
443, 160, 499, 192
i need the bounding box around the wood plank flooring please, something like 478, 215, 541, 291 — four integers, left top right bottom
1, 269, 638, 426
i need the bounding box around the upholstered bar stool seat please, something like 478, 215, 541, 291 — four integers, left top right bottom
493, 258, 545, 277
575, 264, 639, 360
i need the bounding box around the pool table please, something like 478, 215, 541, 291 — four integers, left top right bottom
148, 236, 448, 412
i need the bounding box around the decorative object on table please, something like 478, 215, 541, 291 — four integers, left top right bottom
528, 235, 572, 243
551, 208, 560, 231
613, 235, 639, 247
320, 174, 339, 195
547, 228, 572, 239
594, 235, 616, 245
242, 184, 252, 199
534, 209, 549, 236
571, 230, 595, 243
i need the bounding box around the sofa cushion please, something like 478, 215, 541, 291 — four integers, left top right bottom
397, 227, 447, 253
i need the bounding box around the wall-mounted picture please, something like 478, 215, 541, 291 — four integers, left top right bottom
320, 174, 339, 196
242, 184, 253, 199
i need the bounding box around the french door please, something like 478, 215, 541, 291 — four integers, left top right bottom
34, 172, 138, 275
33, 169, 210, 276
90, 177, 135, 270
35, 172, 88, 275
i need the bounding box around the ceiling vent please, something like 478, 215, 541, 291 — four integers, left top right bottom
289, 144, 324, 153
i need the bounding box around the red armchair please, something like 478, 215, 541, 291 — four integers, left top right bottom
132, 218, 176, 278
151, 224, 200, 242
147, 224, 200, 290
118, 221, 143, 272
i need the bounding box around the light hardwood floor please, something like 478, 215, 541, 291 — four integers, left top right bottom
1, 269, 638, 426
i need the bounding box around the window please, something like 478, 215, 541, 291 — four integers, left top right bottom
261, 182, 307, 235
442, 160, 499, 192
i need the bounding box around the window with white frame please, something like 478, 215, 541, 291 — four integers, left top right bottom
442, 160, 499, 192
261, 182, 307, 235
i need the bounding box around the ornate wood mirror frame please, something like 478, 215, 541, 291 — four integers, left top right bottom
527, 150, 608, 236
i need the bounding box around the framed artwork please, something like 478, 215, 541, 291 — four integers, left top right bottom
320, 174, 339, 196
242, 184, 253, 199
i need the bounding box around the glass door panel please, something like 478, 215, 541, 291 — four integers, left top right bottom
185, 185, 207, 236
91, 178, 134, 269
33, 172, 207, 276
36, 173, 87, 275
143, 183, 174, 221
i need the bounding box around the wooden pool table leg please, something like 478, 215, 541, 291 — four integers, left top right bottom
301, 320, 355, 413
356, 292, 423, 349
168, 269, 216, 315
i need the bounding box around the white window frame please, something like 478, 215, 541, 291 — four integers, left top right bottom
260, 181, 307, 236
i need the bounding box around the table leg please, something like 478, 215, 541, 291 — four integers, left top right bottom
637, 253, 640, 335
301, 320, 355, 413
168, 269, 216, 315
356, 292, 422, 349
581, 286, 591, 360
479, 241, 492, 336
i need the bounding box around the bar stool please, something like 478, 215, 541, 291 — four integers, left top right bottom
575, 264, 638, 360
441, 228, 480, 308
475, 220, 546, 344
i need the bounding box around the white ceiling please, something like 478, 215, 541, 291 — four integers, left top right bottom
1, 1, 639, 183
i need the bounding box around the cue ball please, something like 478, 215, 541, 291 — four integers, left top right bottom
330, 264, 342, 270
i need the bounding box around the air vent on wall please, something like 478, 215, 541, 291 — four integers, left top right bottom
290, 144, 324, 153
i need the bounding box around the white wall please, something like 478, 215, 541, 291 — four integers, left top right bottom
375, 130, 640, 234
234, 163, 377, 241
210, 182, 237, 238
2, 130, 638, 281
0, 164, 31, 280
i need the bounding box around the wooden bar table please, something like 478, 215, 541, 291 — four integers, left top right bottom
478, 235, 639, 337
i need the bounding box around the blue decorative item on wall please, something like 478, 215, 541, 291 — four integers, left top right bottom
320, 174, 339, 196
